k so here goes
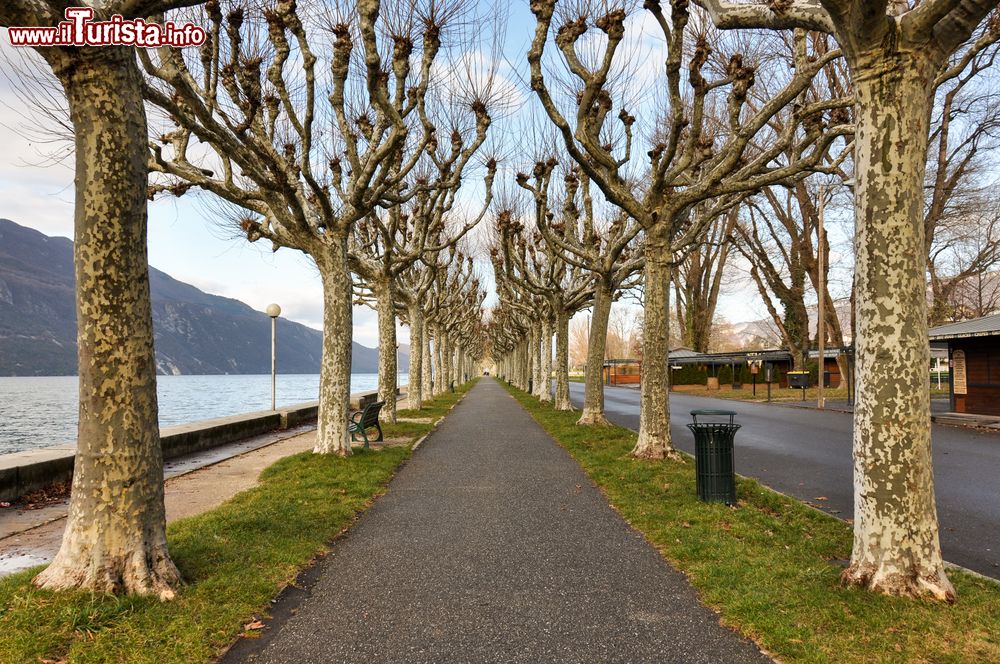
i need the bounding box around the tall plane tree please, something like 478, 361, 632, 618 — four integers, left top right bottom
493, 191, 592, 410
351, 157, 496, 422
517, 164, 643, 425
143, 0, 491, 455
696, 0, 1000, 601
2, 0, 204, 597
528, 0, 849, 457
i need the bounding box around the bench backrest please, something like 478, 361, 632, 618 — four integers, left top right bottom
361, 401, 384, 428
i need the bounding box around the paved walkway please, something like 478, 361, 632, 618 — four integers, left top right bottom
228, 378, 767, 663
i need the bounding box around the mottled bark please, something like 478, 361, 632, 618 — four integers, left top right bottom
539, 318, 553, 403
374, 280, 398, 423
33, 48, 180, 598
441, 331, 453, 392
407, 303, 424, 410
432, 326, 445, 395
633, 237, 678, 459
530, 323, 543, 397
579, 279, 613, 426
314, 241, 353, 456
422, 318, 433, 399
842, 56, 953, 601
554, 309, 573, 410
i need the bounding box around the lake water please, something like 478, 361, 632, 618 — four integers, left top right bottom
0, 373, 406, 455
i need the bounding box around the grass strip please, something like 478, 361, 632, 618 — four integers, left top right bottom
501, 381, 1000, 663
0, 381, 475, 663
670, 385, 950, 402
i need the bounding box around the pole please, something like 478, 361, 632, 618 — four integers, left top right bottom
270, 316, 277, 411
817, 184, 826, 410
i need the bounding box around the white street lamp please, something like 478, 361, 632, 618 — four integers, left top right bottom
266, 303, 281, 410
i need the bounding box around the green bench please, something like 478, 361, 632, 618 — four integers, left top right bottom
348, 400, 385, 448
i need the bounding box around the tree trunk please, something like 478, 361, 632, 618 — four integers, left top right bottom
841, 56, 953, 601
554, 309, 573, 410
529, 323, 541, 397
33, 49, 180, 598
633, 237, 679, 459
422, 318, 433, 400
374, 280, 397, 423
313, 240, 353, 456
441, 331, 453, 392
786, 295, 810, 370
407, 303, 424, 410
579, 278, 613, 426
539, 318, 553, 402
432, 325, 445, 395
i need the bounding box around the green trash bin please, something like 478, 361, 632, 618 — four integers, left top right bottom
687, 410, 740, 505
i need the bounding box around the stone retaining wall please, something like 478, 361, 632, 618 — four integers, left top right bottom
0, 399, 318, 502
0, 386, 409, 502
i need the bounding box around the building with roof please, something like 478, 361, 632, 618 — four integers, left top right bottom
930, 313, 1000, 416
602, 358, 641, 385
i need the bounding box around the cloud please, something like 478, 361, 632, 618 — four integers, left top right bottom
0, 46, 75, 235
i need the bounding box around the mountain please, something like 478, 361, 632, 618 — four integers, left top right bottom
0, 219, 407, 376
721, 299, 854, 352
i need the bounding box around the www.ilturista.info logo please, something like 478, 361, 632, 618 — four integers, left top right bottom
7, 7, 206, 48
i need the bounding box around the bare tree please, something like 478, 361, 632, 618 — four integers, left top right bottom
925, 29, 1000, 323
569, 315, 590, 368
734, 182, 848, 369
425, 249, 480, 394
696, 0, 1000, 602
1, 0, 208, 598
673, 208, 739, 353
517, 163, 644, 425
396, 259, 437, 410
350, 155, 496, 422
528, 0, 849, 459
492, 191, 592, 409
142, 0, 492, 455
934, 198, 1000, 318
954, 269, 1000, 317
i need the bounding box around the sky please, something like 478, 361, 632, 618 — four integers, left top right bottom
0, 4, 857, 349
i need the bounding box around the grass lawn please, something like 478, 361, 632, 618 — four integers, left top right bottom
501, 381, 1000, 663
0, 380, 476, 663
655, 383, 949, 403
672, 384, 853, 403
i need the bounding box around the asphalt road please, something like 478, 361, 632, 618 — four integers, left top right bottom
229, 378, 768, 663
568, 383, 1000, 580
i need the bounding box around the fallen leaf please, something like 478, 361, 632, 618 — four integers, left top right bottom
682, 522, 692, 528
244, 620, 265, 631
814, 496, 828, 501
